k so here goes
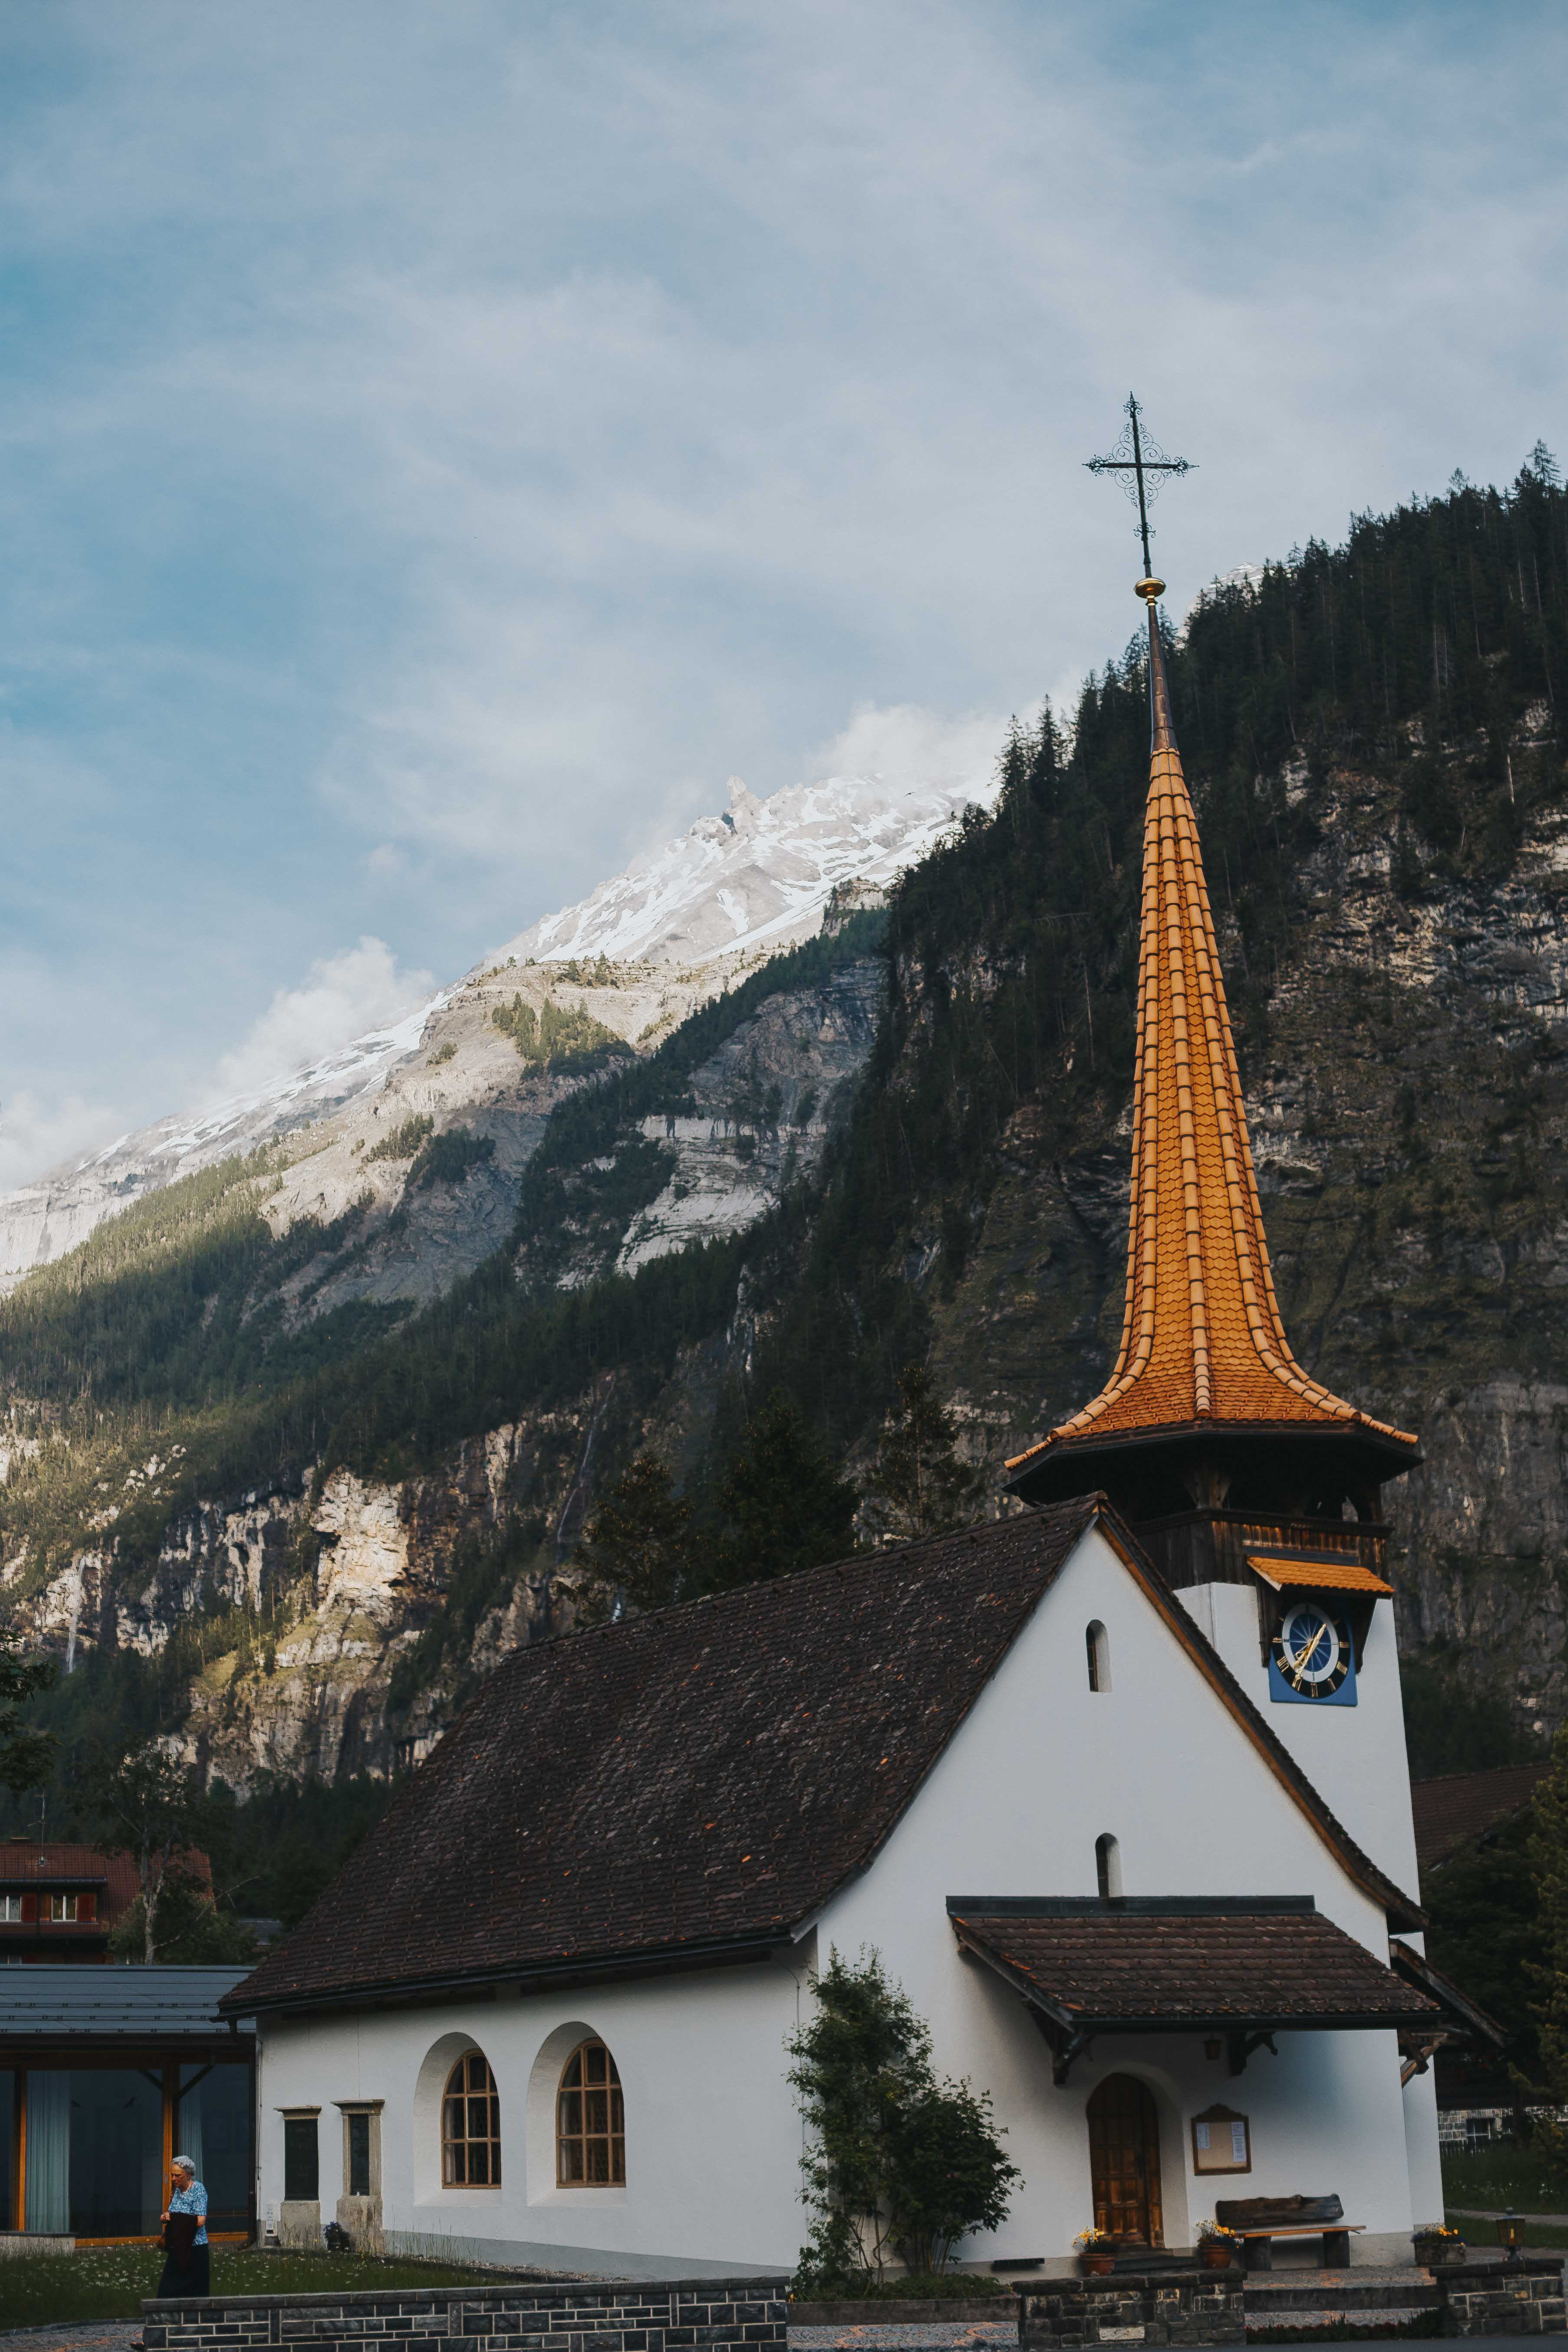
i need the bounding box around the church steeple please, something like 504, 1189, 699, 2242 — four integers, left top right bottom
1010, 413, 1417, 1528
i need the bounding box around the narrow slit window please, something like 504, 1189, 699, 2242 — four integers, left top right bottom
1096, 1833, 1123, 1900
556, 2039, 626, 2186
1086, 1622, 1110, 1692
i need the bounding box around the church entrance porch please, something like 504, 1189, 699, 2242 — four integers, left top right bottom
1087, 2073, 1163, 2246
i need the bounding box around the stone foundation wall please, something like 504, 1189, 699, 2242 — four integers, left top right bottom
1017, 2264, 1244, 2348
141, 2277, 787, 2352
1438, 2258, 1567, 2336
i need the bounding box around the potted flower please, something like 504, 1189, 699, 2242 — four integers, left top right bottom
1196, 2221, 1239, 2270
1412, 2223, 1467, 2269
1075, 2226, 1115, 2276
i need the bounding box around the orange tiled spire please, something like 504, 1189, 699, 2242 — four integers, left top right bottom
1010, 586, 1414, 1466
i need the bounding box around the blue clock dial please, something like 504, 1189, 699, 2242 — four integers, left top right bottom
1269, 1600, 1355, 1703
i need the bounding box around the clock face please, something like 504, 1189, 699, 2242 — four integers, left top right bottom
1270, 1601, 1353, 1700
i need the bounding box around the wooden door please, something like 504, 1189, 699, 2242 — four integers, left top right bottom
1087, 2074, 1163, 2247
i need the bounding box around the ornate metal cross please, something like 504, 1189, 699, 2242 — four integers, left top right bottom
1086, 393, 1194, 578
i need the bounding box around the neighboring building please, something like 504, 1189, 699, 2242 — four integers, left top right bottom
0, 1967, 254, 2242
223, 566, 1480, 2275
1411, 1764, 1550, 1879
0, 1843, 213, 1963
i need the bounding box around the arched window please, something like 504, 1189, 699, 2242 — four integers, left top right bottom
1086, 1621, 1111, 1692
1096, 1833, 1123, 1900
556, 2038, 625, 2185
442, 2049, 501, 2185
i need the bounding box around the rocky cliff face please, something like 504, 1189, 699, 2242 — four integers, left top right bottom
3, 953, 889, 1786
8, 474, 1568, 1801
915, 723, 1568, 1753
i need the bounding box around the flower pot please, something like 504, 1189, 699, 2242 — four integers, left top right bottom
1414, 2239, 1465, 2270
1199, 2241, 1235, 2270
1079, 2250, 1115, 2276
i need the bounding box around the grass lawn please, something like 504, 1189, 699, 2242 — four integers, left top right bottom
1441, 2142, 1568, 2216
1442, 2216, 1568, 2251
0, 2247, 502, 2330
793, 2275, 1009, 2300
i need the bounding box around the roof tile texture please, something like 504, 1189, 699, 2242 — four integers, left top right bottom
229, 1502, 1101, 2013
1410, 1763, 1549, 1877
1013, 607, 1414, 1470
953, 1908, 1439, 2025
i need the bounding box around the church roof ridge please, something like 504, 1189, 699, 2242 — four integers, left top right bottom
1010, 587, 1417, 1477
222, 1495, 1417, 2021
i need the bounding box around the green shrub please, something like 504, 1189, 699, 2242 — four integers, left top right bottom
367, 1115, 434, 1164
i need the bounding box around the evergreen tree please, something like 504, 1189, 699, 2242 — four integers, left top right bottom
1424, 1812, 1542, 2080
0, 1628, 56, 1794
1527, 1727, 1568, 2103
573, 1455, 696, 1616
864, 1364, 984, 1541
709, 1390, 858, 1589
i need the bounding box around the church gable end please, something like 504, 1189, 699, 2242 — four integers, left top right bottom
226, 1494, 1417, 2025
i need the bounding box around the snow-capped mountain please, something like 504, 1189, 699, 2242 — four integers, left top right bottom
0, 995, 452, 1281
494, 769, 991, 970
0, 761, 995, 1284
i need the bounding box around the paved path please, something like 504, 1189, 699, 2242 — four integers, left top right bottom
1450, 2206, 1568, 2227
0, 2326, 142, 2352
790, 2328, 1014, 2351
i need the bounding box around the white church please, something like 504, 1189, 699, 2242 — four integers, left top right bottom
225, 576, 1480, 2280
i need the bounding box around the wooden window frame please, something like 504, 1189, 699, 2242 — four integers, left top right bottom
555, 2038, 625, 2188
441, 2050, 501, 2189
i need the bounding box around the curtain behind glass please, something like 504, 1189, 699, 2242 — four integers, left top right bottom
178, 2068, 206, 2183
23, 2073, 69, 2234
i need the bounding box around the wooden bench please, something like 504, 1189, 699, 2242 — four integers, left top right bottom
1214, 2194, 1364, 2272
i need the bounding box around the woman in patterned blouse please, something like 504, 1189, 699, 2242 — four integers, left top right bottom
158, 2156, 210, 2300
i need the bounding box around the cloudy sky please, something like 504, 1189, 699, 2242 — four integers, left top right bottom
0, 2, 1562, 1186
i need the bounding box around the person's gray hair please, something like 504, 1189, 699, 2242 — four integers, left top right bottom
171, 2156, 196, 2173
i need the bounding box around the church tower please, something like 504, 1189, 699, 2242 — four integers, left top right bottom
1008, 414, 1421, 1761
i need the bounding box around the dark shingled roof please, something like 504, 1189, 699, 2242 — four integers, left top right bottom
1410, 1763, 1549, 1878
951, 1905, 1441, 2031
224, 1498, 1420, 2018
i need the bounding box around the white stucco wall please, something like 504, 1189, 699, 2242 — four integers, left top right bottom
253, 1523, 1433, 2273
815, 1528, 1422, 2268
1177, 1580, 1422, 1897
256, 1957, 811, 2275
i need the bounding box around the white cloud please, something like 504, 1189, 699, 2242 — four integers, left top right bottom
0, 0, 1564, 1156
805, 703, 1008, 799
211, 938, 433, 1102
0, 1090, 125, 1195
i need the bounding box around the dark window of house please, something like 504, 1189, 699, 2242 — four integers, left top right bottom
283, 2115, 319, 2202
347, 2111, 371, 2197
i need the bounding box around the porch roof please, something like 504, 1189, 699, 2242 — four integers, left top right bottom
0, 1964, 255, 2044
949, 1898, 1443, 2034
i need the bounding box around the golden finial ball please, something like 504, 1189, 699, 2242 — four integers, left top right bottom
1136, 576, 1165, 601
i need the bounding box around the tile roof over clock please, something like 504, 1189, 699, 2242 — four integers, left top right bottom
1008, 590, 1418, 1485
223, 1498, 1419, 2020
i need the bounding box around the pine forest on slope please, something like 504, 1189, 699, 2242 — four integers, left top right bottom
2, 451, 1567, 1935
